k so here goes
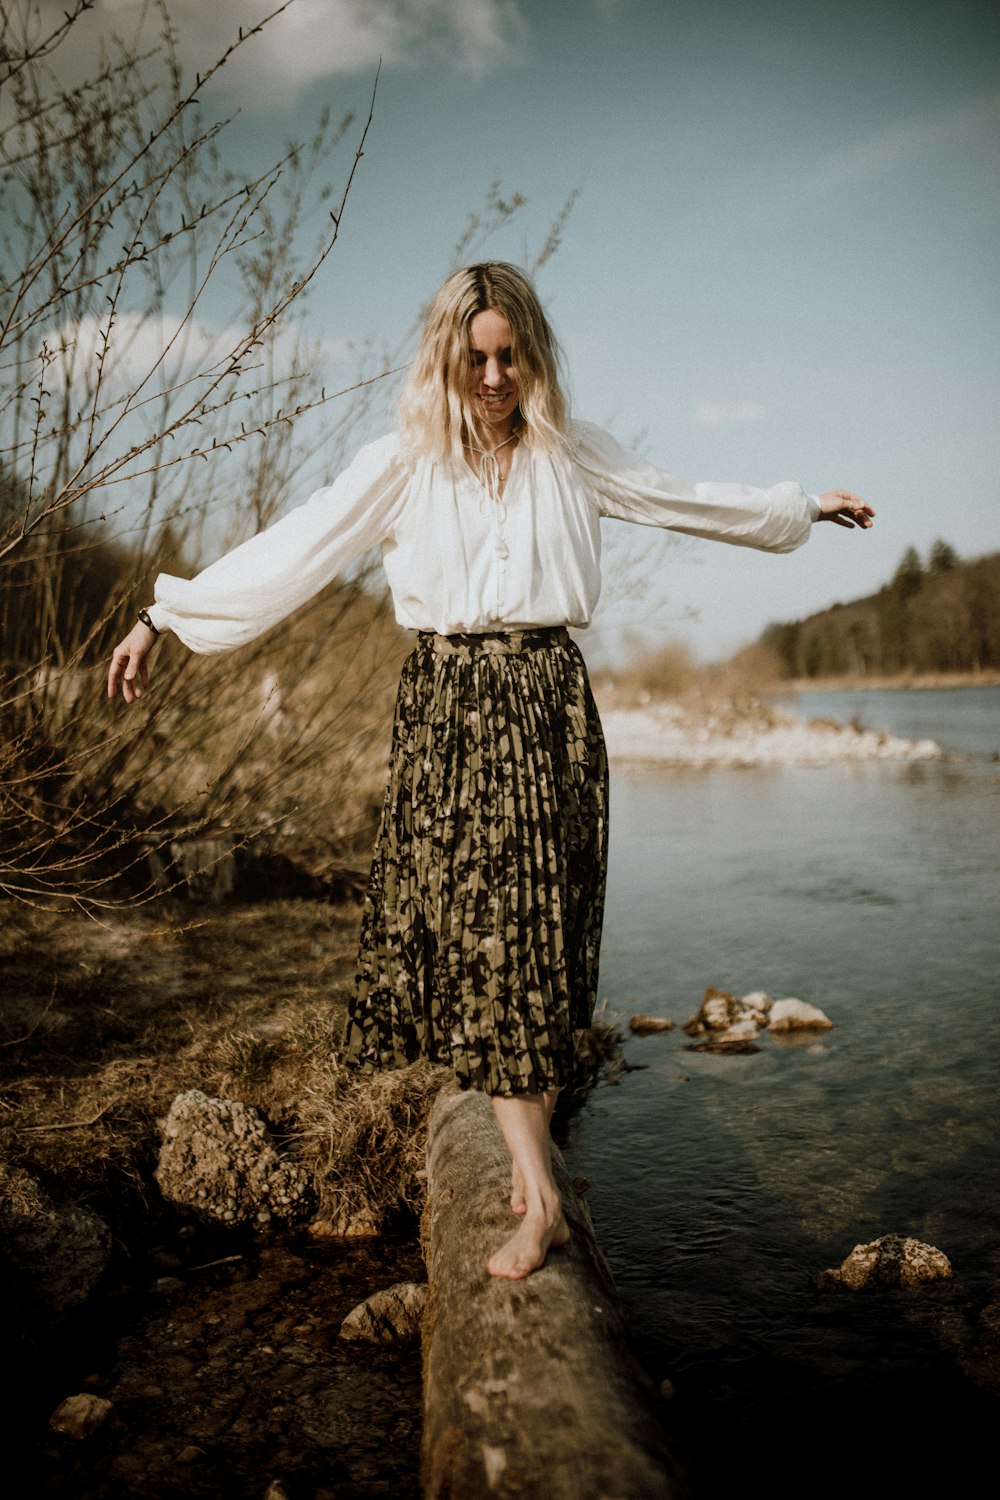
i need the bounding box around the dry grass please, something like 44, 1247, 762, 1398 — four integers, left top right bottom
0, 899, 626, 1243
299, 1061, 455, 1234
0, 900, 363, 1227
595, 635, 786, 715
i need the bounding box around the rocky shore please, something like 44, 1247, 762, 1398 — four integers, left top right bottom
597, 695, 941, 767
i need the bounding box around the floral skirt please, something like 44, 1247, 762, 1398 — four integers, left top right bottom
342, 627, 609, 1095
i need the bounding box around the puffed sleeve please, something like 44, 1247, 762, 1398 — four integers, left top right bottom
570, 420, 819, 553
146, 433, 409, 653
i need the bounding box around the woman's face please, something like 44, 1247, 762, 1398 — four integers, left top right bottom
466, 308, 520, 436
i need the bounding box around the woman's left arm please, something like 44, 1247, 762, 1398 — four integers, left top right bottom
572, 421, 875, 553
816, 489, 876, 529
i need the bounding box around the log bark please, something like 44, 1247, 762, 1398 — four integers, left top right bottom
421, 1089, 685, 1499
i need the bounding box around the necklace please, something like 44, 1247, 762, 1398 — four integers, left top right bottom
464, 430, 519, 499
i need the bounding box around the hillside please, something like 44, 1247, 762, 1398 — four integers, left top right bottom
755, 544, 1000, 681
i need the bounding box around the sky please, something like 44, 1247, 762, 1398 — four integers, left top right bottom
52, 0, 1000, 662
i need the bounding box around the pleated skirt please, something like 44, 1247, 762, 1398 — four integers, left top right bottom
342, 627, 609, 1095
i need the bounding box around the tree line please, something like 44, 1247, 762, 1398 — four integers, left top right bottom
759, 542, 1000, 680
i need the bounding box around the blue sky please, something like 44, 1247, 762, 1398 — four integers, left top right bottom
64, 0, 1000, 661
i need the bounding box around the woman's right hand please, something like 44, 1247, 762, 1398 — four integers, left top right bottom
108, 620, 158, 704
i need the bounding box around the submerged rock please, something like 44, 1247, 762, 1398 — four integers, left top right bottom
628, 1013, 675, 1035
308, 1204, 382, 1239
339, 1281, 427, 1343
769, 998, 834, 1032
685, 987, 833, 1044
685, 1038, 761, 1055
49, 1393, 113, 1439
684, 986, 777, 1038
817, 1234, 953, 1292
156, 1090, 311, 1230
0, 1162, 112, 1316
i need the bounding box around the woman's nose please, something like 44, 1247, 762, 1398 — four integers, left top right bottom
483, 356, 503, 387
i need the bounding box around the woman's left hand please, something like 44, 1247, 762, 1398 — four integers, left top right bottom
817, 490, 875, 529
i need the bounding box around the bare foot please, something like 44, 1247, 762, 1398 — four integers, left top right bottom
487, 1207, 570, 1279
510, 1167, 527, 1215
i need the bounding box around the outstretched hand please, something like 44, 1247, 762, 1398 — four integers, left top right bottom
817, 490, 875, 529
108, 620, 158, 704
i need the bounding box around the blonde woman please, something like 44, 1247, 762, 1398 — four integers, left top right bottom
109, 262, 874, 1279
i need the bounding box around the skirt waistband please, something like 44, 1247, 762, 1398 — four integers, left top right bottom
418, 627, 571, 656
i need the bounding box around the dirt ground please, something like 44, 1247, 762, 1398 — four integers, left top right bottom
1, 897, 426, 1498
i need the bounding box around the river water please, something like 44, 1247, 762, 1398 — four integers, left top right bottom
567, 687, 1000, 1497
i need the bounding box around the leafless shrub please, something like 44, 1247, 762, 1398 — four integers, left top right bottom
0, 2, 408, 907
0, 4, 549, 910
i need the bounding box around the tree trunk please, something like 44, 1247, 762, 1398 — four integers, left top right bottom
421, 1089, 685, 1499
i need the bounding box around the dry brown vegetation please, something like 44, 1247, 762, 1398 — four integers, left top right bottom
0, 3, 580, 913
0, 898, 622, 1244
0, 897, 454, 1236
0, 1, 412, 908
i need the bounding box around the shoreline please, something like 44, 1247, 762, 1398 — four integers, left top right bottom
771, 670, 1000, 693
596, 695, 942, 768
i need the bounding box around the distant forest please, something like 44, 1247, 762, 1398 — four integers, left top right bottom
759, 543, 1000, 680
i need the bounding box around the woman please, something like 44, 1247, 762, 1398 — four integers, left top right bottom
108, 262, 874, 1279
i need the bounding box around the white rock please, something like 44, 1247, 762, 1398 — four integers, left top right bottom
713, 1019, 761, 1042
768, 998, 833, 1032
740, 991, 773, 1021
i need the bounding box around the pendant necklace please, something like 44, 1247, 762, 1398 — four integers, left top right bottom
465, 430, 519, 500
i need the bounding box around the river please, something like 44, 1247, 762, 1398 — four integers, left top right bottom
567, 686, 1000, 1497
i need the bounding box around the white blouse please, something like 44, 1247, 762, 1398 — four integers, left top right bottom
148, 419, 820, 653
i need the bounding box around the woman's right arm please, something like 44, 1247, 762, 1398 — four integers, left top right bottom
106, 433, 409, 703
108, 618, 159, 703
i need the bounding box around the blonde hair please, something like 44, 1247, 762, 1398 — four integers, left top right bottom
397, 262, 570, 466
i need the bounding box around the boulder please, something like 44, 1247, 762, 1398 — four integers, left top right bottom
155, 1090, 311, 1229
339, 1281, 427, 1343
0, 1162, 112, 1316
768, 998, 833, 1032
817, 1234, 953, 1292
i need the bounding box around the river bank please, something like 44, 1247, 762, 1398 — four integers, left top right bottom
1, 895, 622, 1499
1, 900, 430, 1498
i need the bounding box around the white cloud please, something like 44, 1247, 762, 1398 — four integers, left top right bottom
35, 0, 526, 95
806, 89, 1000, 196
42, 309, 350, 402
692, 400, 766, 428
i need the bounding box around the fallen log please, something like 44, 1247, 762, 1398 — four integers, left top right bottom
421, 1089, 684, 1499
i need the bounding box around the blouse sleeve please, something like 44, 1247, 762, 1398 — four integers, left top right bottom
146, 433, 409, 654
570, 419, 819, 554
